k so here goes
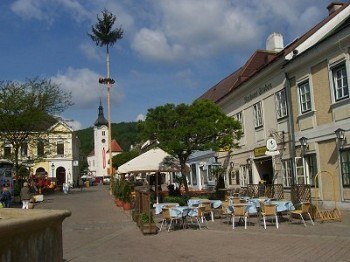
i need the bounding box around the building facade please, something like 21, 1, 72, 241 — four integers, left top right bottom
1, 119, 80, 187
200, 2, 350, 209
87, 103, 122, 181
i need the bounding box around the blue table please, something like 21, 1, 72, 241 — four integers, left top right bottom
187, 199, 222, 209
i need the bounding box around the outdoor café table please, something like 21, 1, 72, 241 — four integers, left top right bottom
229, 202, 257, 215
170, 206, 198, 228
269, 200, 295, 213
187, 199, 222, 208
153, 202, 180, 215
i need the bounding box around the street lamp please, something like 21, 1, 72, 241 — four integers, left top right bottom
51, 163, 55, 179
335, 128, 346, 149
299, 136, 308, 154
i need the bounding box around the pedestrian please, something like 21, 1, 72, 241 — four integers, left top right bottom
20, 182, 31, 209
78, 178, 84, 192
0, 187, 12, 208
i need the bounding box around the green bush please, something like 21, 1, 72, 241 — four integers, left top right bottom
139, 212, 154, 224
164, 196, 189, 206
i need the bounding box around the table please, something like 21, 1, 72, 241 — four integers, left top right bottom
187, 199, 222, 209
269, 200, 295, 213
153, 203, 179, 214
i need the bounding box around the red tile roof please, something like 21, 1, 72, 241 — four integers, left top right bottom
108, 139, 123, 153
200, 1, 350, 103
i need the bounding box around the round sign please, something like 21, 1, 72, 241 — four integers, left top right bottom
266, 138, 277, 151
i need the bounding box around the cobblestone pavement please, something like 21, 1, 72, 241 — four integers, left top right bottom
36, 185, 350, 262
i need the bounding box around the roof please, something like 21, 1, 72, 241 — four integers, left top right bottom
200, 50, 278, 102
200, 1, 350, 103
94, 103, 108, 127
108, 139, 123, 153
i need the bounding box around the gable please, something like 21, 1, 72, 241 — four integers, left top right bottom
50, 122, 72, 133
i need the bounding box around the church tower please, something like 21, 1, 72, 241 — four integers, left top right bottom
93, 101, 109, 178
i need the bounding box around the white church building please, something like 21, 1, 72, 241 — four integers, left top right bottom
87, 103, 123, 182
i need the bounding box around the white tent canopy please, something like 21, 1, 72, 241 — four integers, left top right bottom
117, 148, 181, 174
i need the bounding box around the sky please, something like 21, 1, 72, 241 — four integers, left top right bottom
0, 0, 336, 130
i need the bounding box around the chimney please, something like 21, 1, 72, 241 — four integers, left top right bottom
327, 2, 344, 15
266, 33, 284, 52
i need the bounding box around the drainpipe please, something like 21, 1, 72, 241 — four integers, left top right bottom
284, 72, 297, 185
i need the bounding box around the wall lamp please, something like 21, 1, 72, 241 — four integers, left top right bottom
299, 136, 308, 154
335, 128, 346, 149
246, 158, 252, 166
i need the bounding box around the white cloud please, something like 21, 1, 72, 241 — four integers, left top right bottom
51, 67, 124, 109
80, 43, 102, 61
11, 0, 49, 21
66, 119, 83, 131
136, 114, 145, 121
132, 28, 184, 61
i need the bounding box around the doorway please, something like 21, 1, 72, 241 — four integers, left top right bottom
56, 167, 66, 187
254, 157, 273, 184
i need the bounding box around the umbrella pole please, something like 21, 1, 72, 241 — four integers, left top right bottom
156, 172, 159, 204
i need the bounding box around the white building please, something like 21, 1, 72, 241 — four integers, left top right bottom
87, 103, 122, 182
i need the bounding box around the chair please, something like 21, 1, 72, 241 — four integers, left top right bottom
159, 207, 182, 232
260, 203, 279, 229
201, 201, 214, 221
221, 201, 232, 224
193, 206, 208, 229
232, 204, 248, 229
290, 202, 315, 226
232, 197, 241, 205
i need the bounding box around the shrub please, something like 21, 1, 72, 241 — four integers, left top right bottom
164, 196, 189, 206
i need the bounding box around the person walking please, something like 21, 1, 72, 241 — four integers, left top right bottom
0, 187, 12, 208
20, 182, 31, 209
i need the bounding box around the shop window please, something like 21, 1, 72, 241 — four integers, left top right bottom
282, 159, 293, 187
57, 141, 64, 156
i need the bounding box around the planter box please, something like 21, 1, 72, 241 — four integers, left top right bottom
140, 222, 158, 235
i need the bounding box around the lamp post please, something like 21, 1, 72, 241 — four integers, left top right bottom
335, 128, 346, 201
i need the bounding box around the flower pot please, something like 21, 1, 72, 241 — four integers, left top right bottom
116, 199, 124, 207
123, 202, 131, 211
140, 222, 158, 235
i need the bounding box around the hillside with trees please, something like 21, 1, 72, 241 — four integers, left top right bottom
76, 121, 140, 161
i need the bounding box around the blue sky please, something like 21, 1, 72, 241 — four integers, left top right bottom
0, 0, 334, 130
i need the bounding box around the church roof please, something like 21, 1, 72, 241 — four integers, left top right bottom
94, 102, 108, 127
108, 139, 123, 153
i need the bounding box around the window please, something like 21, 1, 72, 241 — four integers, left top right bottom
207, 165, 213, 181
294, 154, 317, 185
305, 154, 318, 186
37, 140, 44, 157
275, 89, 288, 119
240, 165, 250, 186
340, 149, 350, 187
21, 142, 28, 157
282, 159, 293, 187
4, 145, 11, 159
253, 102, 263, 128
102, 131, 106, 136
332, 63, 349, 101
234, 112, 244, 134
298, 80, 312, 113
57, 141, 64, 156
190, 164, 197, 186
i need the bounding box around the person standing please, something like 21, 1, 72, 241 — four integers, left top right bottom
1, 187, 12, 208
20, 182, 31, 209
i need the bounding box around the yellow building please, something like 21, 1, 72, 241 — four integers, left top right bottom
1, 119, 80, 187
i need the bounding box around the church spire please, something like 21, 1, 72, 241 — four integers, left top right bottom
94, 100, 108, 126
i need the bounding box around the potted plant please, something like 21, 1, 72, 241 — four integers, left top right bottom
113, 179, 124, 207
122, 181, 132, 211
139, 212, 158, 234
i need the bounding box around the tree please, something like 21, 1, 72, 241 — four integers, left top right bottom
88, 9, 123, 176
112, 150, 139, 169
0, 78, 73, 174
139, 99, 242, 194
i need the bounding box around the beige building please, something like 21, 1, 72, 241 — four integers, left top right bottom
1, 118, 80, 187
200, 2, 350, 209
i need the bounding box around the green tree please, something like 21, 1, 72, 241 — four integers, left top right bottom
139, 99, 242, 194
0, 78, 73, 174
112, 150, 139, 169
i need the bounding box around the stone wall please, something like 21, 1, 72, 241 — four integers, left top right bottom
0, 209, 71, 262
